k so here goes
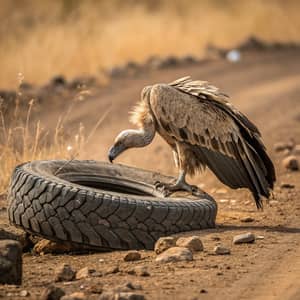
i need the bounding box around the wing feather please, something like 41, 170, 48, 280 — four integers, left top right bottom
148, 78, 275, 208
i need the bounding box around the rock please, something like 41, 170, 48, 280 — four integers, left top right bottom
200, 289, 208, 293
55, 264, 75, 282
155, 247, 193, 263
0, 240, 22, 285
176, 236, 204, 252
241, 217, 255, 223
154, 236, 176, 254
75, 267, 96, 279
133, 266, 150, 277
233, 233, 255, 244
20, 290, 30, 297
256, 235, 265, 240
123, 251, 141, 262
280, 182, 295, 189
282, 155, 299, 171
214, 245, 231, 255
61, 292, 86, 300
40, 285, 65, 300
33, 239, 74, 254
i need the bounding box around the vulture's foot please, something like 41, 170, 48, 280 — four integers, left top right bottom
154, 180, 200, 197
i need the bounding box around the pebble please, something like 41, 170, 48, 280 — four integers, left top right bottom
61, 292, 86, 300
233, 233, 255, 244
0, 239, 22, 285
154, 236, 176, 254
155, 247, 193, 263
133, 266, 150, 277
282, 155, 299, 171
256, 235, 265, 240
20, 290, 30, 297
55, 264, 75, 282
40, 285, 65, 300
76, 267, 96, 280
214, 245, 231, 255
33, 239, 73, 254
176, 236, 204, 252
241, 217, 255, 223
123, 251, 142, 262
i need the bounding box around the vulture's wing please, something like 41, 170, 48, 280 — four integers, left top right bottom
149, 77, 275, 208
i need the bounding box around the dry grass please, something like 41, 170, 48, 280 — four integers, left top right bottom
0, 0, 300, 88
0, 90, 86, 195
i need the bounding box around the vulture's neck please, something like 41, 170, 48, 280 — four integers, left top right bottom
127, 121, 155, 148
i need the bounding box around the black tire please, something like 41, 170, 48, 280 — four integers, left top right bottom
7, 160, 217, 250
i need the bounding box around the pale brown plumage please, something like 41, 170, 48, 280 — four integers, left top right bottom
109, 76, 276, 208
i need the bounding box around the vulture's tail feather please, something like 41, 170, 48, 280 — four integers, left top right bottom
194, 138, 274, 209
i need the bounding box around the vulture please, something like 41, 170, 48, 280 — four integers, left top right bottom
108, 76, 276, 208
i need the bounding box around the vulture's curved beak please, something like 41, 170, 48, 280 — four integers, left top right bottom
108, 144, 126, 163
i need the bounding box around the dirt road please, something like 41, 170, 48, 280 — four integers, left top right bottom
1, 48, 300, 299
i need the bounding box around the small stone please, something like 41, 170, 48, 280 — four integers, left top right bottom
155, 247, 193, 263
33, 239, 73, 254
256, 235, 265, 240
154, 236, 176, 254
55, 264, 75, 282
282, 156, 299, 171
0, 240, 22, 285
61, 292, 86, 300
75, 267, 96, 279
233, 233, 255, 244
20, 290, 29, 297
214, 245, 231, 255
241, 217, 255, 223
133, 266, 150, 277
176, 236, 204, 252
40, 285, 65, 300
280, 182, 295, 189
123, 251, 141, 262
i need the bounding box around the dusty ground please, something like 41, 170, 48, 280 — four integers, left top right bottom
1, 47, 300, 299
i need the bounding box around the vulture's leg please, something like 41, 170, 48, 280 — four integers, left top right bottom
155, 170, 198, 196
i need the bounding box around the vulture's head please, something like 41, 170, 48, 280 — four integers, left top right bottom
108, 130, 137, 163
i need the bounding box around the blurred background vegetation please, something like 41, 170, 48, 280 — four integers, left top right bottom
0, 0, 299, 88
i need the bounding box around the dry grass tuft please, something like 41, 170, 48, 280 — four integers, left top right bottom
0, 90, 85, 195
0, 0, 300, 88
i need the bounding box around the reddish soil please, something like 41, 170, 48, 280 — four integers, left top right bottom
1, 48, 300, 299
